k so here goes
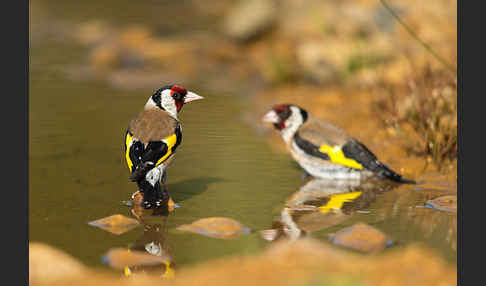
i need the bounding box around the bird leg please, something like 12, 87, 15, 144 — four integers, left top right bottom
137, 166, 176, 210
139, 167, 163, 209
141, 188, 157, 210
159, 168, 176, 211
154, 167, 172, 208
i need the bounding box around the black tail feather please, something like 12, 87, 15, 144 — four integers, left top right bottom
341, 139, 416, 184
376, 163, 416, 184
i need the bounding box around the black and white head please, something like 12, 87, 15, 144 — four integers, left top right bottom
262, 104, 308, 142
145, 84, 204, 119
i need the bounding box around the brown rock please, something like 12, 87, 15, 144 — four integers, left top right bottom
30, 239, 457, 286
88, 214, 140, 235
176, 217, 250, 240
29, 243, 86, 283
329, 222, 391, 253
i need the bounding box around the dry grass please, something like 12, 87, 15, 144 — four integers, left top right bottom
373, 67, 457, 168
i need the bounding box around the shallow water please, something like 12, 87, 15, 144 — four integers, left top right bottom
30, 0, 456, 272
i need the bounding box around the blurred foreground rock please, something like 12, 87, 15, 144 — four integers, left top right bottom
31, 238, 456, 286
29, 243, 87, 284
102, 248, 170, 270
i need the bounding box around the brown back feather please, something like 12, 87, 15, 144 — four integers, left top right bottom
128, 109, 178, 143
297, 117, 351, 147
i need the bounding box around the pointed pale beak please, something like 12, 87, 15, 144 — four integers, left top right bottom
262, 110, 279, 123
184, 91, 204, 103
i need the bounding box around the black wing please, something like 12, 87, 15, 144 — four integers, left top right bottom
124, 126, 182, 182
293, 132, 331, 160
341, 139, 416, 184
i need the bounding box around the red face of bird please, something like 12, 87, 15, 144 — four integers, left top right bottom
263, 104, 291, 130
145, 85, 204, 117
262, 104, 308, 131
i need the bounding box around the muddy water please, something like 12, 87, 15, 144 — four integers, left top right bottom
30, 0, 456, 271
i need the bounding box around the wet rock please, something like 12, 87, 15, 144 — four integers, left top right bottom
29, 243, 86, 283
223, 0, 278, 42
131, 190, 144, 205
176, 217, 251, 239
426, 195, 457, 213
294, 211, 350, 233
88, 214, 140, 235
329, 222, 391, 253
102, 248, 170, 270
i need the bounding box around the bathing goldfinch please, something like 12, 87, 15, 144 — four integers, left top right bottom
262, 104, 415, 184
125, 85, 203, 209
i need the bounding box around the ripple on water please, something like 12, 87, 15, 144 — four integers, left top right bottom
425, 195, 457, 213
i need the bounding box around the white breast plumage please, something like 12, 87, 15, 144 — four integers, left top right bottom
290, 141, 371, 180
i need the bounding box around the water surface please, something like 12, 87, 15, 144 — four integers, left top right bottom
30, 0, 457, 271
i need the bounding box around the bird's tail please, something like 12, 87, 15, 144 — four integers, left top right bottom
129, 162, 155, 182
375, 162, 416, 184
341, 139, 416, 184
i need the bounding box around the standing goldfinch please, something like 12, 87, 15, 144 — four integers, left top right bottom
125, 85, 203, 209
263, 104, 415, 184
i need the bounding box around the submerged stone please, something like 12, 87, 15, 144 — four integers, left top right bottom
88, 214, 140, 235
176, 217, 251, 240
329, 222, 391, 253
102, 248, 170, 270
426, 195, 457, 213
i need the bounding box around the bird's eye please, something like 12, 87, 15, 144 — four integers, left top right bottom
172, 93, 184, 101
277, 108, 291, 119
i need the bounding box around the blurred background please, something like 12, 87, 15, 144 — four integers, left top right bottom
30, 0, 457, 285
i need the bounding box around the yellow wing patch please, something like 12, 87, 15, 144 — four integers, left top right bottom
125, 132, 134, 172
125, 132, 178, 172
155, 133, 178, 166
162, 261, 175, 278
319, 144, 363, 170
319, 191, 362, 213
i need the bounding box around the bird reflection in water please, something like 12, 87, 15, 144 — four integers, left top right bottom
261, 177, 398, 241
124, 202, 175, 278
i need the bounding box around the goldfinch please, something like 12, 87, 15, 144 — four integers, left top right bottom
125, 85, 203, 209
263, 104, 415, 184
